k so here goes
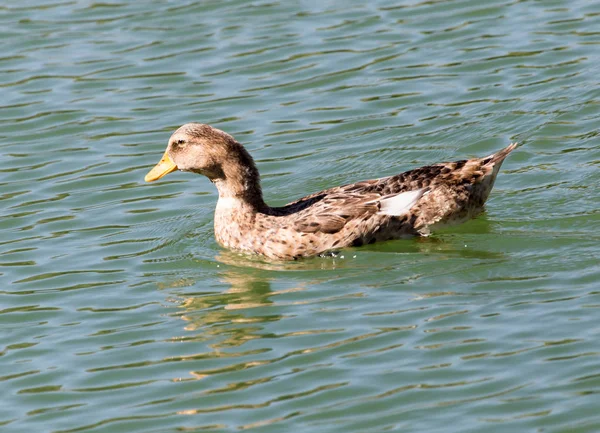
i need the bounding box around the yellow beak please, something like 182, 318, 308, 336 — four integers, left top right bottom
145, 150, 178, 182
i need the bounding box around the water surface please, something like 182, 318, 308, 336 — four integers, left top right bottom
1, 1, 600, 432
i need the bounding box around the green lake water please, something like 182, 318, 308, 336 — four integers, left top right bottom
2, 1, 600, 432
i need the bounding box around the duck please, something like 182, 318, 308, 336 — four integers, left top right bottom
145, 123, 517, 260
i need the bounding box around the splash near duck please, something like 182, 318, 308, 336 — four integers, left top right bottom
146, 123, 517, 260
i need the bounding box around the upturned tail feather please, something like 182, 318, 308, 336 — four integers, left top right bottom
483, 142, 518, 166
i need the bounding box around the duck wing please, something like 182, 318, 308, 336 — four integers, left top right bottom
273, 143, 517, 236
289, 188, 427, 235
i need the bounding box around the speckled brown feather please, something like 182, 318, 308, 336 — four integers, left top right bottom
146, 123, 517, 260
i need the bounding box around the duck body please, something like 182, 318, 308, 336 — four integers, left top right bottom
145, 123, 517, 260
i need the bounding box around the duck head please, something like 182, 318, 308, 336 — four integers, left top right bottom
145, 123, 263, 204
144, 123, 241, 182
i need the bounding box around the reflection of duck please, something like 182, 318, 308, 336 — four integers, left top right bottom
178, 268, 291, 346
145, 123, 516, 260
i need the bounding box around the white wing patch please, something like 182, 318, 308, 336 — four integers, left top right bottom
376, 188, 427, 216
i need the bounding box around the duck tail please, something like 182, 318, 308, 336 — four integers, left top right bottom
482, 142, 518, 167
471, 142, 517, 205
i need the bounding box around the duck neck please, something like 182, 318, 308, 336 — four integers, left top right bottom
212, 143, 267, 213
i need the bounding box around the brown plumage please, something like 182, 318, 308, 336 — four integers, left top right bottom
145, 123, 517, 260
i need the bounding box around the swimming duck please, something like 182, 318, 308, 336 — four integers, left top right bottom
145, 123, 516, 260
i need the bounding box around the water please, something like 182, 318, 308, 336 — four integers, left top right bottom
1, 0, 599, 432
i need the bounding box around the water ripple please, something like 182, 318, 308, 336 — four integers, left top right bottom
1, 0, 600, 432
